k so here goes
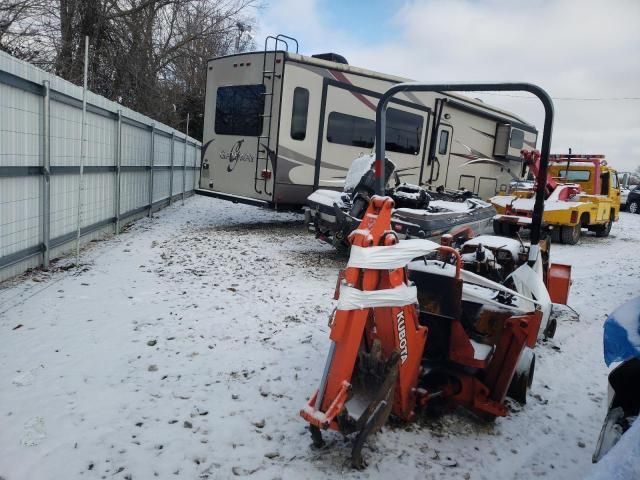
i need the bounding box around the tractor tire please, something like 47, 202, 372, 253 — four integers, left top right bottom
629, 201, 639, 214
508, 348, 535, 404
550, 227, 561, 243
560, 224, 581, 245
543, 317, 557, 339
594, 220, 612, 237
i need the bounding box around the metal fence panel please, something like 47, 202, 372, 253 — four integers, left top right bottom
120, 171, 149, 214
0, 50, 201, 282
81, 172, 115, 227
0, 83, 42, 167
86, 111, 116, 167
50, 100, 82, 167
121, 124, 150, 167
49, 174, 79, 239
153, 170, 171, 202
0, 176, 41, 257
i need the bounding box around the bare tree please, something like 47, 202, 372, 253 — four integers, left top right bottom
0, 0, 50, 62
2, 0, 258, 140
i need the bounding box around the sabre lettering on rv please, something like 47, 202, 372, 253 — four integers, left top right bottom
220, 139, 255, 172
397, 311, 408, 364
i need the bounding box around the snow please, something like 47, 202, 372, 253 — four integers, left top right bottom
463, 235, 524, 259
470, 340, 494, 361
585, 417, 640, 480
408, 259, 457, 278
307, 189, 344, 208
343, 153, 376, 192
397, 199, 489, 216
495, 213, 533, 224
1, 196, 639, 479
491, 195, 578, 211
430, 199, 487, 212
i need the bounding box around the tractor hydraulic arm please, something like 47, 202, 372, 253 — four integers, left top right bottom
522, 149, 557, 196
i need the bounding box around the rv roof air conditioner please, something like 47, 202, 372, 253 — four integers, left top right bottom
311, 53, 349, 65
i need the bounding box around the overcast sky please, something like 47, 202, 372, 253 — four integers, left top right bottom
253, 0, 640, 172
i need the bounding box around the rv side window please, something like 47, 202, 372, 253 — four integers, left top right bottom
326, 109, 423, 153
386, 108, 423, 155
327, 112, 375, 148
290, 87, 309, 141
510, 129, 524, 149
438, 130, 449, 155
215, 84, 266, 136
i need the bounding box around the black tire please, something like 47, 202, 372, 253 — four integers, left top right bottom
629, 201, 639, 214
506, 223, 519, 237
560, 224, 581, 245
543, 317, 557, 339
310, 425, 325, 448
508, 350, 535, 404
594, 220, 612, 237
550, 227, 561, 243
493, 219, 504, 235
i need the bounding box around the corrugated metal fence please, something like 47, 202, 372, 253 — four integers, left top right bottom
0, 51, 201, 282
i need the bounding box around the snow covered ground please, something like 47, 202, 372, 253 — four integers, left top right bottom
1, 196, 639, 480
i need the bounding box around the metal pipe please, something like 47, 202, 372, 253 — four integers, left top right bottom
375, 82, 554, 244
115, 110, 122, 233
42, 80, 51, 269
315, 341, 337, 410
183, 113, 189, 205
76, 35, 89, 265
170, 132, 175, 204
148, 124, 155, 216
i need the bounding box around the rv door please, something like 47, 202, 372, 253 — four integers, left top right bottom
430, 124, 452, 187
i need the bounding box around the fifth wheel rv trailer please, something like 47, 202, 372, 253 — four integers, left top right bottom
197, 41, 538, 208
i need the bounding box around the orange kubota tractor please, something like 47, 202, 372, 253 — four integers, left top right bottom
300, 82, 573, 468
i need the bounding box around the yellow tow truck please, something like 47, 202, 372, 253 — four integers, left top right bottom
490, 153, 620, 244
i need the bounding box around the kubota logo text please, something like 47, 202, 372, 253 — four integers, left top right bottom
397, 311, 408, 364
220, 139, 254, 172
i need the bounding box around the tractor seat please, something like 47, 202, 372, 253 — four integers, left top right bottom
407, 260, 463, 320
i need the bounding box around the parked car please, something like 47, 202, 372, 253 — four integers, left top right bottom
627, 186, 640, 214
620, 184, 637, 210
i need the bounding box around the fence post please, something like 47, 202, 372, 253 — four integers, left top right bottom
148, 124, 155, 216
42, 80, 51, 269
115, 110, 122, 233
169, 132, 175, 205
194, 146, 199, 191
182, 137, 187, 204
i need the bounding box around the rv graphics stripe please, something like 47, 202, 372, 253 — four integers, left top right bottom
470, 127, 495, 139
451, 142, 493, 162
328, 70, 377, 111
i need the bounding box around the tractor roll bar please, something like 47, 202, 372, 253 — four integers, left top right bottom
374, 82, 554, 245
